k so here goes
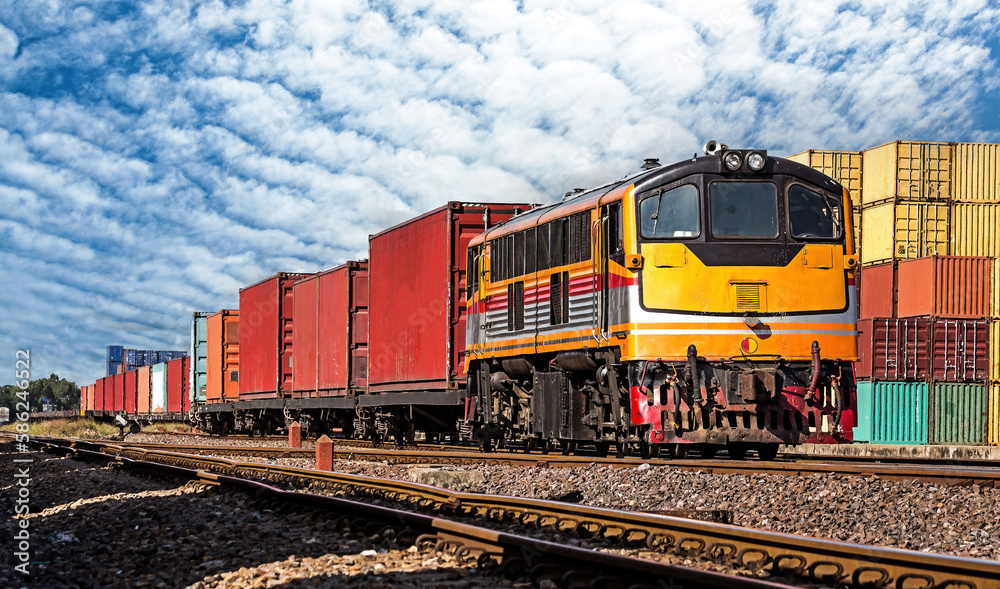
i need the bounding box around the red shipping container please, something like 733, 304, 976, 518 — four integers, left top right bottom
80, 387, 86, 412
859, 262, 895, 319
94, 379, 105, 411
124, 370, 138, 414
239, 273, 311, 399
896, 256, 992, 318
207, 310, 240, 403
166, 357, 189, 413
930, 319, 990, 382
112, 373, 124, 412
368, 202, 530, 393
292, 262, 369, 397
857, 318, 931, 380
181, 357, 191, 413
137, 365, 152, 414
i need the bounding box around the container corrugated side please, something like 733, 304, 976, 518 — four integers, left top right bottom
856, 318, 931, 380
207, 310, 240, 402
858, 262, 894, 319
151, 363, 167, 413
166, 357, 185, 413
930, 319, 990, 382
991, 319, 1000, 383
291, 274, 320, 395
860, 200, 949, 266
786, 149, 863, 204
191, 312, 210, 404
112, 373, 124, 412
953, 143, 1000, 203
368, 203, 529, 393
871, 381, 929, 444
930, 382, 987, 445
239, 273, 310, 399
950, 202, 1000, 316
989, 383, 1000, 446
137, 365, 152, 414
861, 140, 952, 205
896, 256, 992, 318
854, 381, 874, 442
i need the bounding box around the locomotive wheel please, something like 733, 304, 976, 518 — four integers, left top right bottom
757, 444, 779, 461
561, 441, 577, 455
614, 442, 626, 459
667, 444, 687, 459
595, 442, 610, 457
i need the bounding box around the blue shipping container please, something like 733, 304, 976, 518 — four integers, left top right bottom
192, 312, 210, 404
107, 345, 124, 362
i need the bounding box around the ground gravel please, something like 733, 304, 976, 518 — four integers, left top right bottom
0, 442, 527, 589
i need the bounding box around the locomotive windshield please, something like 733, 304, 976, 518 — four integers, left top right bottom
788, 184, 842, 240
709, 182, 778, 239
639, 184, 699, 238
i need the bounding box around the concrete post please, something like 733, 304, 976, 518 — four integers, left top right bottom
316, 435, 333, 471
288, 421, 301, 448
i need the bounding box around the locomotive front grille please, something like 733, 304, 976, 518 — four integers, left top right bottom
733, 283, 763, 310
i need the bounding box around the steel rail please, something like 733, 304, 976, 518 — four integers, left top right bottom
69, 438, 1000, 487
31, 436, 1000, 588
27, 438, 788, 589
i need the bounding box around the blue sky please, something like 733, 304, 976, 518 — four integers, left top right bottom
2, 0, 999, 386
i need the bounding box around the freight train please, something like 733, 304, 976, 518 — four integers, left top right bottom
81, 143, 859, 459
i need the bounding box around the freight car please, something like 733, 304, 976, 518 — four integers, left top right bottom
464, 142, 859, 459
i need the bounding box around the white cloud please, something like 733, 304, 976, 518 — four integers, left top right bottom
0, 0, 998, 384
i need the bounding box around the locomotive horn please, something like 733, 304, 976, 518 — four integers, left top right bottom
704, 140, 727, 156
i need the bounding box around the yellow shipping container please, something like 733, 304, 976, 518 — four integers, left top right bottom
861, 140, 952, 205
786, 150, 864, 253
860, 200, 949, 266
951, 202, 1000, 315
990, 383, 1000, 446
786, 150, 863, 205
954, 143, 1000, 202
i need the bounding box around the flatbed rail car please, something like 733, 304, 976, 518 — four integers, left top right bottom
464, 144, 859, 458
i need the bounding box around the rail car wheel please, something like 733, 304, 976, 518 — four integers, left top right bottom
727, 444, 747, 460
614, 442, 626, 459
699, 446, 718, 459
129, 423, 141, 435
757, 444, 779, 461
595, 442, 610, 457
561, 441, 578, 455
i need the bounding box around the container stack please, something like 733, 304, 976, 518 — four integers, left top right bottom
105, 345, 187, 376
789, 141, 1000, 446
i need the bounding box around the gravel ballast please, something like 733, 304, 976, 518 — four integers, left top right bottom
0, 442, 528, 588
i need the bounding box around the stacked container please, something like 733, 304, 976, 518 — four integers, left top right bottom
206, 310, 240, 403
786, 150, 863, 254
291, 262, 370, 398
856, 256, 993, 444
105, 345, 188, 376
950, 143, 1000, 444
239, 274, 311, 400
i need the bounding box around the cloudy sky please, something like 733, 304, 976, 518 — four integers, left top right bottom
2, 0, 999, 387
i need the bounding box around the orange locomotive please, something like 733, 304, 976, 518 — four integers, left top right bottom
464, 143, 859, 458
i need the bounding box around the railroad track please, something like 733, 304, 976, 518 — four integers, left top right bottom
85, 438, 1000, 487
27, 435, 1000, 588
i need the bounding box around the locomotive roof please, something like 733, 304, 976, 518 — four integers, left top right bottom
475, 154, 846, 243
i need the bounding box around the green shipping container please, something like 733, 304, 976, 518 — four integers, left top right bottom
854, 381, 874, 442
930, 383, 987, 445
865, 381, 929, 444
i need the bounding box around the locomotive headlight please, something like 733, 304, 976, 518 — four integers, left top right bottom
747, 151, 766, 171
723, 152, 742, 170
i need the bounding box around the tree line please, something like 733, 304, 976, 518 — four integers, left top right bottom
1, 374, 80, 417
